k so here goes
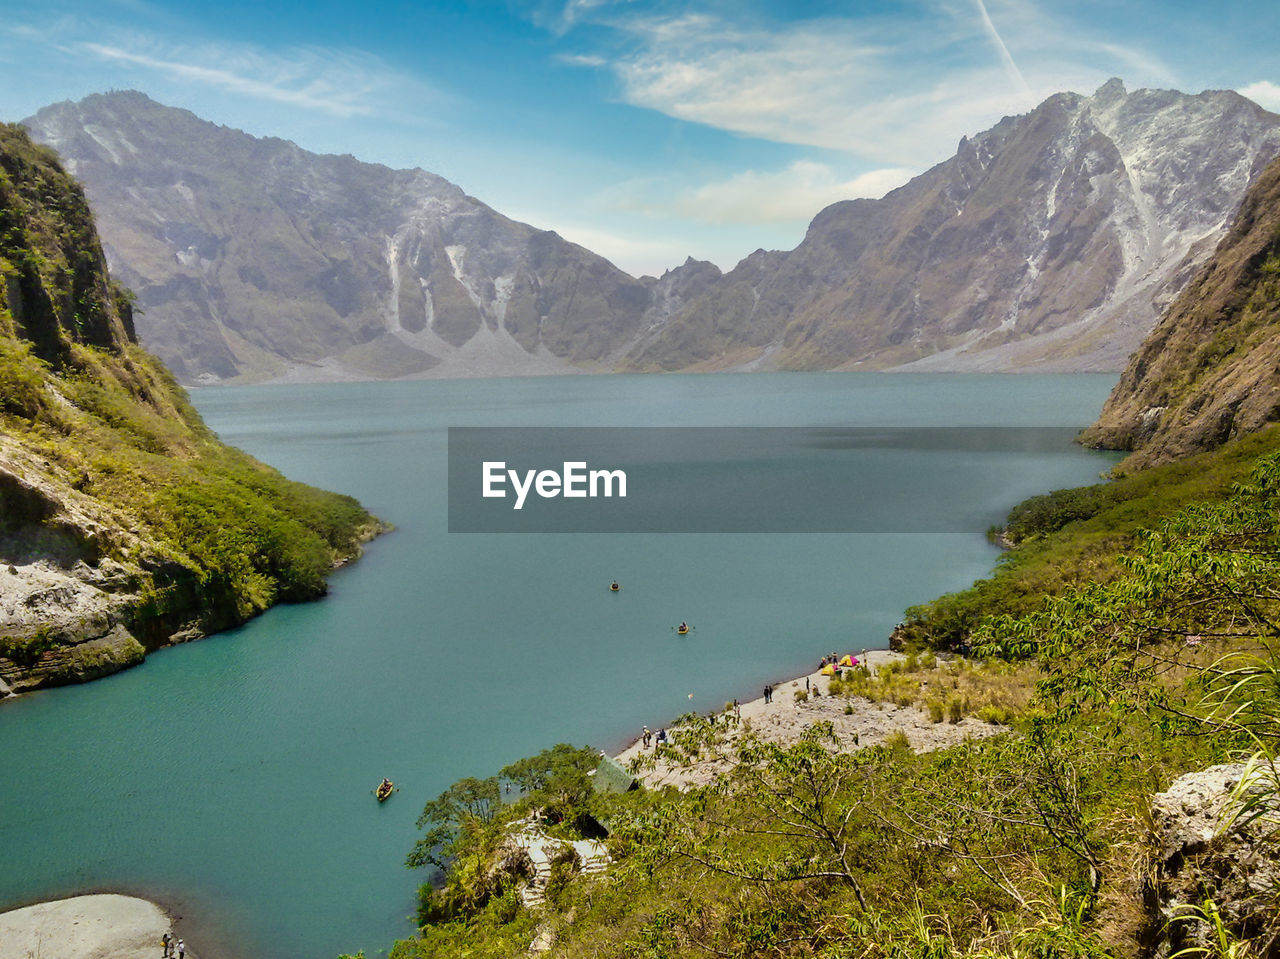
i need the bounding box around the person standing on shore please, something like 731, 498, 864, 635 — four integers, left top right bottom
763, 684, 772, 703
177, 939, 185, 959
642, 726, 652, 748
162, 931, 172, 957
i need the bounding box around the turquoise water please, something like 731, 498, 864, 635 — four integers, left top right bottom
0, 372, 1120, 959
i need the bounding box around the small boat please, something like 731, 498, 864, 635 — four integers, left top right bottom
610, 581, 620, 591
376, 780, 394, 802
676, 623, 689, 635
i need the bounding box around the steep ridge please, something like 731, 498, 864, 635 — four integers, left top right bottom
24, 91, 687, 384
23, 83, 1280, 382
0, 124, 381, 697
1081, 154, 1280, 469
627, 80, 1280, 373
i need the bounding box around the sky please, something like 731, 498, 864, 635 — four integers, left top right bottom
2, 0, 1278, 277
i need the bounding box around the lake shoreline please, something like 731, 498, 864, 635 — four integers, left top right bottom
610, 648, 1008, 789
0, 893, 185, 959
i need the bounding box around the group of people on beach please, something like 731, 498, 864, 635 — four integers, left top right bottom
641, 726, 667, 748
634, 648, 874, 751
161, 930, 185, 959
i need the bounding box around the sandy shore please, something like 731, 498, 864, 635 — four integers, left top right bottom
615, 650, 1006, 789
0, 894, 186, 959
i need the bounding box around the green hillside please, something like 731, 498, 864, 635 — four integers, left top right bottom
0, 124, 382, 695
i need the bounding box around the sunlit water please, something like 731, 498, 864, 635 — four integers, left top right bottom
0, 372, 1119, 959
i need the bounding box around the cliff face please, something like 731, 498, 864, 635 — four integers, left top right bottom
626, 80, 1280, 374
0, 124, 380, 698
24, 91, 672, 384
1081, 154, 1280, 469
26, 83, 1280, 382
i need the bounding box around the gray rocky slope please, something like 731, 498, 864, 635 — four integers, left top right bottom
638, 79, 1280, 374
24, 82, 1280, 382
24, 91, 707, 384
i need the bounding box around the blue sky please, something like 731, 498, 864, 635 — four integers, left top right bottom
3, 0, 1278, 276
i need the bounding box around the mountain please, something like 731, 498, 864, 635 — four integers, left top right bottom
1081, 153, 1280, 469
624, 79, 1280, 373
0, 123, 381, 697
23, 83, 1280, 382
23, 91, 687, 384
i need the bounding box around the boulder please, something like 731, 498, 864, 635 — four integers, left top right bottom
1148, 762, 1280, 956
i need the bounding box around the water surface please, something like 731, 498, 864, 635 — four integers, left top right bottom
0, 372, 1119, 959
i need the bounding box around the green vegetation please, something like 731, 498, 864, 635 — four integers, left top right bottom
389, 430, 1280, 959
0, 123, 381, 670
896, 427, 1280, 653
825, 653, 1038, 724
405, 744, 603, 929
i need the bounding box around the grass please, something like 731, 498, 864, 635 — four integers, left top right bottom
0, 123, 382, 668
897, 426, 1280, 653
826, 653, 1039, 724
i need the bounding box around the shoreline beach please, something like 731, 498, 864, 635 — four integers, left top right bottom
614, 649, 1007, 789
0, 894, 179, 959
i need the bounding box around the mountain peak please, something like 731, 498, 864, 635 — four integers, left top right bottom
1093, 77, 1127, 102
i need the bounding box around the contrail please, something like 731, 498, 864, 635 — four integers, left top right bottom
974, 0, 1031, 95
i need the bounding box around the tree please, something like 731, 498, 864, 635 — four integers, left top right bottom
660, 723, 885, 911
499, 743, 599, 821
406, 776, 501, 871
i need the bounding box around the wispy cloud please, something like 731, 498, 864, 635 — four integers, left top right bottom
74, 37, 425, 118
1240, 80, 1280, 112
973, 0, 1030, 95
620, 161, 915, 225
558, 2, 1173, 166
510, 211, 693, 276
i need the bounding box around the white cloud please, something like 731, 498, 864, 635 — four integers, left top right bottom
557, 53, 607, 67
562, 4, 1174, 166
1240, 80, 1280, 112
677, 161, 915, 225
973, 0, 1030, 95
525, 217, 693, 276
46, 28, 435, 119
75, 39, 418, 118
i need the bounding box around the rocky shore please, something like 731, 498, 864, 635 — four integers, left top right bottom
615, 650, 1007, 789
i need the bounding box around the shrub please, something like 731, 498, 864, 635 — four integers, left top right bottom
0, 335, 46, 417
977, 705, 1011, 725
884, 729, 911, 751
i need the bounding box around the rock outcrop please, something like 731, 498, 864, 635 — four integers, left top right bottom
1147, 763, 1280, 957
0, 124, 380, 697
626, 80, 1280, 374
1082, 154, 1280, 469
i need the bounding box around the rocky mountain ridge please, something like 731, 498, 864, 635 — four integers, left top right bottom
25, 91, 692, 384
23, 83, 1280, 382
626, 79, 1280, 374
0, 123, 379, 697
1081, 152, 1280, 468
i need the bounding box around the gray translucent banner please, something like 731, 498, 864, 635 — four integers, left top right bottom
447, 426, 1093, 533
